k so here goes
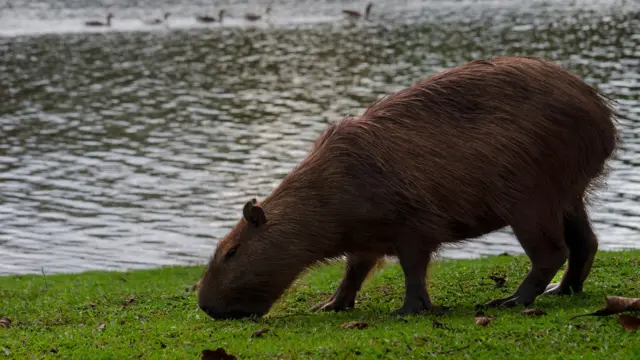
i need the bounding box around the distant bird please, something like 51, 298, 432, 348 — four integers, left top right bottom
143, 12, 171, 25
343, 2, 373, 21
85, 13, 114, 27
245, 5, 271, 22
196, 9, 226, 23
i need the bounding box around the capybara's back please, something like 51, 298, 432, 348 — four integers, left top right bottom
198, 56, 619, 320
334, 56, 618, 240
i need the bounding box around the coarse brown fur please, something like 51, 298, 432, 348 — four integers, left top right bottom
198, 56, 619, 319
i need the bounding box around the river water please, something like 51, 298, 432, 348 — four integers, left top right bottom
0, 0, 639, 275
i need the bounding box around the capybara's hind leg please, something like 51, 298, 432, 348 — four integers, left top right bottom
484, 210, 568, 308
311, 253, 380, 312
545, 200, 598, 295
391, 243, 433, 315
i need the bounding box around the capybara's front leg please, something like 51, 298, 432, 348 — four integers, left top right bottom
484, 211, 568, 308
391, 243, 432, 315
311, 253, 380, 312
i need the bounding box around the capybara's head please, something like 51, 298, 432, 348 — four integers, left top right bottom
198, 198, 308, 320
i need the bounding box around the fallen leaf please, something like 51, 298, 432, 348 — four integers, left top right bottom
121, 296, 135, 309
572, 296, 640, 318
488, 274, 507, 287
521, 308, 547, 316
186, 280, 202, 293
97, 323, 106, 331
201, 348, 237, 360
617, 314, 640, 332
251, 328, 270, 338
475, 316, 494, 326
340, 321, 369, 329
474, 311, 496, 326
0, 317, 11, 329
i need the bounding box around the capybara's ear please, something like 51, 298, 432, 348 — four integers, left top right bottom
243, 199, 255, 221
243, 199, 267, 227
251, 205, 267, 227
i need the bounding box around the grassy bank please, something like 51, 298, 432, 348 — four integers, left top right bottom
1, 250, 639, 359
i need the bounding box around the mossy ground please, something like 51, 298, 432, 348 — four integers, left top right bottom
1, 250, 639, 359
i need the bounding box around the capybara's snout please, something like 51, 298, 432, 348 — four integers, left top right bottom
198, 297, 265, 320
199, 304, 258, 320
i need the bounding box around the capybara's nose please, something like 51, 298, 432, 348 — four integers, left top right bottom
199, 305, 228, 319
200, 305, 255, 320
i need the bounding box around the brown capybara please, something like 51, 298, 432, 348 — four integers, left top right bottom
197, 56, 619, 319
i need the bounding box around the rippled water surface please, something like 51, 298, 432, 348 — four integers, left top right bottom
1, 0, 639, 275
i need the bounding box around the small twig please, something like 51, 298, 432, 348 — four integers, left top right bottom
41, 267, 48, 291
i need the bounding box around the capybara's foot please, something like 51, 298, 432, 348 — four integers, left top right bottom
391, 292, 433, 316
310, 253, 379, 313
310, 297, 355, 312
391, 303, 432, 316
542, 282, 573, 296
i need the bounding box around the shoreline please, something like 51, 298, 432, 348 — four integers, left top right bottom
4, 242, 639, 277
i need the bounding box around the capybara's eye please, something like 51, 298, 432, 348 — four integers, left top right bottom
226, 246, 238, 258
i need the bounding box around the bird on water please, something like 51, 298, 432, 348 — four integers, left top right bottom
196, 9, 226, 24
343, 2, 373, 21
85, 13, 114, 27
245, 4, 271, 22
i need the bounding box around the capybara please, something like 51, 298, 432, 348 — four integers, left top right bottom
198, 56, 619, 319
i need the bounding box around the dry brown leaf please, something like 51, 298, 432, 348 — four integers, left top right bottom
340, 321, 369, 329
251, 328, 270, 338
97, 323, 106, 331
201, 348, 237, 360
0, 317, 11, 329
186, 280, 202, 293
572, 296, 640, 318
121, 296, 135, 309
474, 311, 496, 326
488, 274, 507, 287
521, 308, 547, 317
617, 314, 640, 332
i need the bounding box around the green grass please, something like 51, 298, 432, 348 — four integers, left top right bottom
1, 250, 639, 359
